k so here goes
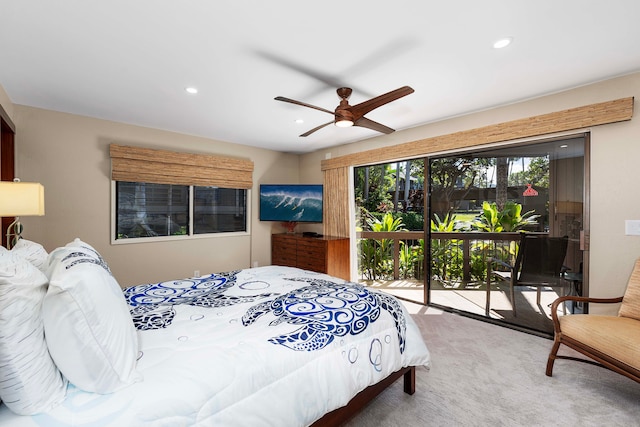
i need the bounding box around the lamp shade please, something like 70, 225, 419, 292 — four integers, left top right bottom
0, 182, 45, 216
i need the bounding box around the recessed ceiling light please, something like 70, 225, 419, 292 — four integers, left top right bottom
295, 119, 304, 124
493, 37, 513, 49
185, 87, 198, 94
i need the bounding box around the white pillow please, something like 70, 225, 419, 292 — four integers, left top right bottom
0, 248, 67, 415
11, 238, 48, 273
43, 239, 141, 393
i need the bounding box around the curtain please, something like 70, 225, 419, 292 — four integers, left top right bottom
323, 167, 350, 237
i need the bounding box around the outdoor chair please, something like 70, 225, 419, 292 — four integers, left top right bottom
546, 258, 640, 383
486, 233, 569, 316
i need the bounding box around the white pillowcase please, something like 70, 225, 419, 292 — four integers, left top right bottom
11, 238, 49, 273
0, 247, 67, 415
43, 239, 141, 393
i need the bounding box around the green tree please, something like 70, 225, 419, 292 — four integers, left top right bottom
430, 157, 494, 219
354, 164, 394, 213
508, 156, 549, 188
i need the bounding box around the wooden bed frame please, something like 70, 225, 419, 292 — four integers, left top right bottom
310, 366, 416, 426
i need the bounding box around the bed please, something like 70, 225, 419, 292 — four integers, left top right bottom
0, 239, 431, 426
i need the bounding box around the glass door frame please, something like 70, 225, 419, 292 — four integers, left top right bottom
424, 133, 589, 335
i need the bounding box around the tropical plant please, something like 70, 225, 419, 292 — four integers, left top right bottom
471, 201, 539, 232
368, 211, 405, 233
399, 241, 418, 279
430, 213, 462, 282
358, 236, 382, 280
430, 212, 456, 233
469, 242, 489, 281
358, 212, 407, 280
466, 201, 538, 278
398, 211, 424, 230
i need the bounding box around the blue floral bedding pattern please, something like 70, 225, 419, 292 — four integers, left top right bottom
124, 270, 406, 353
242, 277, 407, 353
123, 270, 275, 331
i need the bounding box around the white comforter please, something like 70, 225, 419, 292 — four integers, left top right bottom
0, 266, 430, 427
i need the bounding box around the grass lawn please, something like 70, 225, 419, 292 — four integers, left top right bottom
451, 212, 480, 227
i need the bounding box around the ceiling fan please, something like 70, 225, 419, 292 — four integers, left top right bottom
275, 86, 414, 137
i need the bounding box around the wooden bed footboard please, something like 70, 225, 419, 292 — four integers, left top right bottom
310, 366, 416, 427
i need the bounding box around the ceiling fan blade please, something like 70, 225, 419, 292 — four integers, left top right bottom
300, 121, 334, 137
350, 86, 414, 119
254, 49, 374, 98
354, 117, 395, 134
275, 96, 334, 115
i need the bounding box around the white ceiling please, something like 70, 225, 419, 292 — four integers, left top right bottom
1, 1, 640, 154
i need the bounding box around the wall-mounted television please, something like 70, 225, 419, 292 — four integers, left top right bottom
259, 184, 323, 223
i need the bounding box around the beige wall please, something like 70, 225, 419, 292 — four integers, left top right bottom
300, 72, 640, 315
3, 101, 299, 287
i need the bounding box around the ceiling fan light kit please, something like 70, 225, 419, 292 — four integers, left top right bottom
275, 86, 414, 137
335, 119, 354, 128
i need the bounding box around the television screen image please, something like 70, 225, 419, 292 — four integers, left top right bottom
259, 184, 323, 223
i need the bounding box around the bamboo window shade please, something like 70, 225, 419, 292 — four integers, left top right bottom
110, 144, 254, 189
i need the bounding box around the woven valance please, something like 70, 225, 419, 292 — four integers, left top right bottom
321, 97, 634, 170
110, 144, 254, 189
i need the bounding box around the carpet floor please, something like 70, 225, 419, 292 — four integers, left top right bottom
344, 303, 640, 427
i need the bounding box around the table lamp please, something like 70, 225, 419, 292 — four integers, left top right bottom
0, 179, 45, 249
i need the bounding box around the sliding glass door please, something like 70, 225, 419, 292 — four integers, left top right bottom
428, 136, 587, 335
353, 135, 588, 335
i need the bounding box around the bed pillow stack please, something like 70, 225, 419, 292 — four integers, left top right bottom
43, 238, 141, 394
0, 244, 68, 415
11, 238, 49, 273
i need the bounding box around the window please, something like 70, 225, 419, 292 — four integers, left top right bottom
193, 186, 247, 234
109, 144, 253, 243
114, 181, 247, 242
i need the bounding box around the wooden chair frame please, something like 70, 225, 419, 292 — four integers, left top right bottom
546, 295, 640, 383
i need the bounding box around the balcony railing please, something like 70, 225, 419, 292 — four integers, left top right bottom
356, 231, 538, 283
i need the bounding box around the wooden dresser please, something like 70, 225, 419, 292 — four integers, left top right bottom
271, 233, 350, 281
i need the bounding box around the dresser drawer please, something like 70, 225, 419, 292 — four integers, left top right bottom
296, 238, 324, 249
272, 238, 297, 266
272, 235, 296, 249
272, 252, 297, 267
297, 244, 325, 259
271, 233, 350, 281
273, 240, 297, 255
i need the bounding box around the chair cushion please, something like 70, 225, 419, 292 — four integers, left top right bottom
559, 314, 640, 371
619, 258, 640, 321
